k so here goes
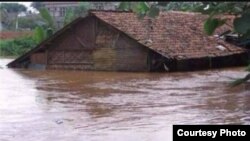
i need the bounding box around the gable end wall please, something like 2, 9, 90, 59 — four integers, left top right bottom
44, 16, 150, 71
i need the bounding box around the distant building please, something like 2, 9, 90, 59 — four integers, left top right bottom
91, 2, 120, 10
42, 2, 120, 28
0, 22, 2, 31
42, 2, 79, 28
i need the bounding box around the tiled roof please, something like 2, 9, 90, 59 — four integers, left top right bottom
91, 10, 246, 60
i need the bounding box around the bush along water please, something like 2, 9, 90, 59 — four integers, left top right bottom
0, 36, 37, 56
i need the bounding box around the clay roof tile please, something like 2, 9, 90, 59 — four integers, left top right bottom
91, 10, 246, 59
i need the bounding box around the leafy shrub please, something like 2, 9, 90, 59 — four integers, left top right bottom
0, 36, 37, 56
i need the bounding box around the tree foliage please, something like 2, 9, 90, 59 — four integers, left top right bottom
162, 2, 203, 11
0, 36, 36, 56
118, 2, 160, 18
33, 26, 46, 44
74, 2, 90, 17
64, 8, 75, 26
32, 8, 56, 44
63, 2, 90, 26
32, 2, 90, 44
193, 2, 250, 86
234, 13, 250, 36
0, 3, 27, 30
204, 18, 226, 35
38, 8, 56, 30
0, 3, 26, 13
5, 15, 42, 31
0, 8, 8, 24
189, 2, 250, 37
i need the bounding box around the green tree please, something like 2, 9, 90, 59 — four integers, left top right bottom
0, 3, 26, 13
63, 2, 90, 26
33, 26, 46, 44
162, 2, 203, 11
17, 16, 42, 30
0, 36, 37, 56
32, 7, 56, 44
63, 7, 75, 26
39, 7, 56, 30
73, 2, 90, 18
0, 3, 27, 30
118, 2, 160, 19
33, 2, 90, 43
0, 8, 8, 28
194, 2, 250, 86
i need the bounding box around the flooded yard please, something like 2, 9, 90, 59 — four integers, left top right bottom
0, 58, 250, 141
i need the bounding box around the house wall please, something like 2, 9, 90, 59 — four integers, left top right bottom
46, 17, 96, 70
211, 53, 249, 68
176, 58, 210, 71
45, 16, 149, 71
175, 52, 249, 71
93, 21, 149, 71
30, 52, 46, 65
28, 43, 47, 68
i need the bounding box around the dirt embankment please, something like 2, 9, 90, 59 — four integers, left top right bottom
0, 31, 33, 40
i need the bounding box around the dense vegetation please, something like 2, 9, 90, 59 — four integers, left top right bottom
0, 3, 27, 31
33, 2, 90, 44
0, 2, 90, 56
0, 36, 37, 56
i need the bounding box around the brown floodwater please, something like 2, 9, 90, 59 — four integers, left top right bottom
0, 58, 250, 141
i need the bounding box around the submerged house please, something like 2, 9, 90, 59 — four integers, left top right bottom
7, 10, 249, 72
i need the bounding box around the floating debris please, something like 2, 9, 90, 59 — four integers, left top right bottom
55, 119, 63, 125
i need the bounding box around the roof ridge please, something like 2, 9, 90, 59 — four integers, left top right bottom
89, 9, 201, 13
89, 9, 133, 13
162, 10, 202, 15
89, 9, 204, 16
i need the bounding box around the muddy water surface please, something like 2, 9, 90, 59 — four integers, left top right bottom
0, 58, 250, 141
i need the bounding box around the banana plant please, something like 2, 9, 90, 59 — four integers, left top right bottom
64, 2, 90, 26
32, 7, 56, 44
118, 2, 160, 19
33, 26, 46, 44
38, 7, 56, 30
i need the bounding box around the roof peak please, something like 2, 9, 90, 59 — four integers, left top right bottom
89, 9, 202, 15
165, 10, 202, 15
89, 9, 133, 13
